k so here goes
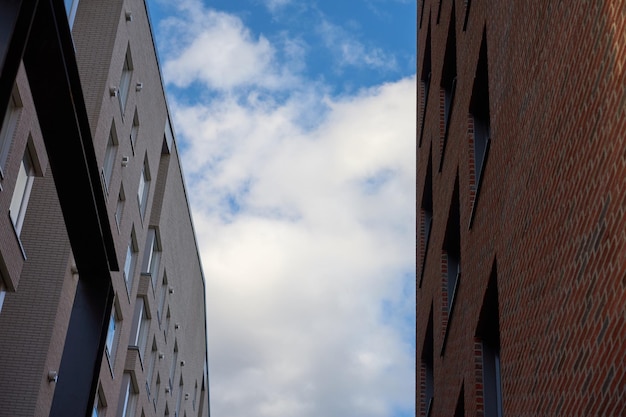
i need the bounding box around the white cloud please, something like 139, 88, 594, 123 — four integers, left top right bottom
316, 18, 398, 71
170, 77, 416, 417
157, 3, 415, 417
159, 1, 299, 90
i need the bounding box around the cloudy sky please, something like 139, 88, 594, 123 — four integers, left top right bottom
147, 1, 416, 416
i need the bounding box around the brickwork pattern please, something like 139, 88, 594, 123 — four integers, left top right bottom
417, 0, 626, 415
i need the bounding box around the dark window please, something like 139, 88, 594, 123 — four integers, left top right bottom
443, 177, 461, 313
419, 22, 432, 147
422, 308, 434, 417
454, 385, 465, 417
439, 4, 457, 171
463, 0, 472, 31
477, 263, 503, 417
469, 30, 491, 225
419, 150, 433, 288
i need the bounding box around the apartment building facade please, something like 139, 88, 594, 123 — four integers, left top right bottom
0, 1, 210, 416
418, 0, 626, 415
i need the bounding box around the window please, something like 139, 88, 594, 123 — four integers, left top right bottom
123, 228, 138, 290
0, 280, 5, 314
419, 150, 433, 288
469, 30, 491, 225
91, 388, 105, 417
155, 374, 161, 409
64, 0, 80, 28
164, 118, 174, 154
0, 90, 21, 177
146, 339, 157, 396
443, 178, 461, 316
130, 298, 150, 357
9, 147, 35, 235
454, 385, 465, 417
164, 307, 171, 341
421, 308, 434, 417
175, 377, 184, 417
141, 227, 161, 288
119, 47, 133, 114
117, 373, 137, 417
169, 342, 178, 389
130, 109, 139, 152
157, 273, 168, 324
137, 157, 150, 219
418, 22, 432, 147
193, 381, 198, 410
105, 298, 121, 367
463, 0, 472, 31
439, 3, 457, 171
477, 264, 503, 417
115, 186, 125, 230
102, 125, 118, 191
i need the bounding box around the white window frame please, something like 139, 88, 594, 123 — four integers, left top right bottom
102, 126, 118, 191
130, 298, 150, 357
118, 47, 133, 115
118, 373, 137, 417
137, 158, 150, 219
9, 147, 35, 235
146, 339, 157, 396
123, 229, 138, 291
130, 109, 139, 152
91, 388, 104, 417
141, 227, 161, 288
105, 299, 121, 369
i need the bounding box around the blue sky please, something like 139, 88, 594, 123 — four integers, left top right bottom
146, 1, 416, 416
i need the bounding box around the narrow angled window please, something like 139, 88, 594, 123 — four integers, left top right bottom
421, 307, 434, 417
463, 0, 472, 31
469, 30, 491, 225
0, 280, 6, 314
175, 377, 184, 417
158, 272, 168, 324
419, 149, 433, 288
91, 386, 105, 417
118, 373, 138, 417
130, 297, 150, 357
137, 156, 151, 219
130, 109, 139, 152
477, 263, 503, 417
141, 227, 161, 288
9, 146, 36, 235
443, 177, 461, 315
64, 0, 80, 28
169, 341, 178, 390
123, 228, 138, 290
119, 46, 133, 114
115, 185, 125, 231
105, 297, 122, 369
419, 22, 432, 147
454, 385, 465, 417
0, 88, 21, 177
439, 4, 457, 171
102, 124, 118, 191
146, 338, 158, 396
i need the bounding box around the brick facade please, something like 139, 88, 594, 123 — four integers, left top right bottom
418, 0, 626, 415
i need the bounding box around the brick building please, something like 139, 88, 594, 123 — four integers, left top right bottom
417, 0, 626, 415
0, 1, 210, 416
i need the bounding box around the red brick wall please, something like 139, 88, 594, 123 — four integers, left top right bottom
417, 0, 626, 415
